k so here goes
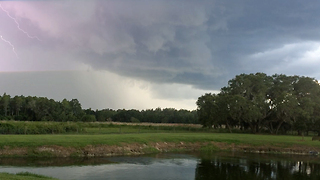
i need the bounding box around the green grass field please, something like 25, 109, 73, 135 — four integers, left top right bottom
0, 133, 319, 149
1, 121, 320, 159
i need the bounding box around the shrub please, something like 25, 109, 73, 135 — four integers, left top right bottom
81, 115, 96, 122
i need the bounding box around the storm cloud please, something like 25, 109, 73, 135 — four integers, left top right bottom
0, 0, 320, 109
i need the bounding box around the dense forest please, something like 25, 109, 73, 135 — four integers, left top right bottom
197, 73, 320, 135
0, 94, 198, 124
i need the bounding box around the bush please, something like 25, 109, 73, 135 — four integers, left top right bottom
0, 121, 83, 134
81, 115, 96, 122
0, 123, 16, 134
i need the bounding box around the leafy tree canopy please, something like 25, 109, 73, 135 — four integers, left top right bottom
197, 73, 320, 134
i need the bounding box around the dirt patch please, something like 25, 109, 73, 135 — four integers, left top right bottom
34, 145, 80, 157
0, 146, 28, 156
0, 142, 319, 157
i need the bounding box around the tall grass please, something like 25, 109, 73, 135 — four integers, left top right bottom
0, 121, 212, 135
0, 121, 83, 134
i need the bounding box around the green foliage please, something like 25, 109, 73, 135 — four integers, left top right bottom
0, 93, 10, 117
83, 123, 208, 134
130, 117, 140, 123
197, 73, 320, 134
81, 115, 96, 122
0, 121, 83, 134
0, 122, 16, 134
0, 121, 211, 135
0, 94, 197, 125
196, 93, 218, 128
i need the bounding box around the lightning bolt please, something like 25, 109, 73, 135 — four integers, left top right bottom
0, 35, 19, 58
0, 4, 41, 41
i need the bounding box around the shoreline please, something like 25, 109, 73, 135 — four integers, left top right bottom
1, 141, 319, 158
1, 132, 320, 158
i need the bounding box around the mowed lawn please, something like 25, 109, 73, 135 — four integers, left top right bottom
0, 133, 319, 149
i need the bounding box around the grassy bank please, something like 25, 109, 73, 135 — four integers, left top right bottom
0, 133, 320, 157
0, 133, 317, 147
0, 172, 57, 180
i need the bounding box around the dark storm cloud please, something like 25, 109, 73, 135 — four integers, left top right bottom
2, 0, 320, 95
68, 0, 320, 91
74, 0, 221, 88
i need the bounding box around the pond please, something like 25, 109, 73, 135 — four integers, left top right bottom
0, 152, 319, 180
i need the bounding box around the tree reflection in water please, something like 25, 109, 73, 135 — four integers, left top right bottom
195, 155, 320, 180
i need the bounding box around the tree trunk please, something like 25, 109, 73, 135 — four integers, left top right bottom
275, 121, 284, 135
256, 125, 260, 134
297, 130, 302, 136
249, 123, 257, 134
268, 122, 274, 134
4, 107, 7, 116
226, 122, 232, 133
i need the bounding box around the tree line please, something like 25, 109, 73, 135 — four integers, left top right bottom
197, 73, 320, 135
0, 94, 198, 124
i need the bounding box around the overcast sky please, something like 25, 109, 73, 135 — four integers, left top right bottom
1, 0, 320, 110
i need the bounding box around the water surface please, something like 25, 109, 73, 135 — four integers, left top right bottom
0, 152, 319, 180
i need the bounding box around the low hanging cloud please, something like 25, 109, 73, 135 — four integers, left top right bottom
0, 71, 207, 110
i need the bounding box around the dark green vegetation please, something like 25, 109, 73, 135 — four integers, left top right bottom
0, 172, 57, 180
0, 121, 205, 135
0, 121, 82, 134
0, 94, 197, 124
197, 73, 320, 135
